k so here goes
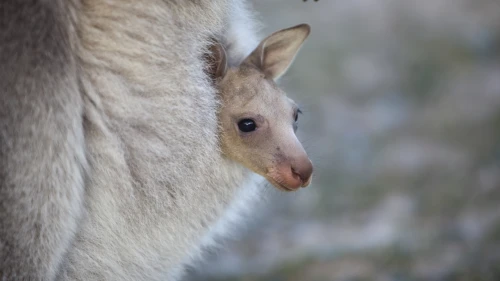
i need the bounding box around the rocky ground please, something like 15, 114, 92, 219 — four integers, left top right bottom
186, 0, 500, 280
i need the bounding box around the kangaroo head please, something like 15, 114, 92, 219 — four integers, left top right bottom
207, 24, 313, 191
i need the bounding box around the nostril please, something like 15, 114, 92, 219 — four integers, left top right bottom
291, 160, 313, 182
291, 167, 303, 181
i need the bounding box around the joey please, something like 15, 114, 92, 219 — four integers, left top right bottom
207, 24, 313, 191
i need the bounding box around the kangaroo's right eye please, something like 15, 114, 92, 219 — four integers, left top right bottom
238, 119, 256, 132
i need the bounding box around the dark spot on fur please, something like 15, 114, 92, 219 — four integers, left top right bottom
200, 218, 209, 229
166, 188, 176, 201
273, 152, 288, 164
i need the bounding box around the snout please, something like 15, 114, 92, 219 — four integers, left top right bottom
267, 157, 313, 191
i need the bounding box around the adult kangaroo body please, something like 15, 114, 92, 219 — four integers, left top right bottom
1, 0, 263, 280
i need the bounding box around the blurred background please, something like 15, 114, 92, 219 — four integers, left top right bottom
187, 0, 500, 280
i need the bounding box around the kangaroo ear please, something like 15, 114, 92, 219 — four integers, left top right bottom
206, 41, 228, 81
243, 24, 310, 80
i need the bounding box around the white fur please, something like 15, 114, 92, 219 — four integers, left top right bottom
57, 1, 265, 280
0, 1, 266, 280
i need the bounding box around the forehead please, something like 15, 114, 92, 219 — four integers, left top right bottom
222, 65, 296, 109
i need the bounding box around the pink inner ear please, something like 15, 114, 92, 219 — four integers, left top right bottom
256, 24, 310, 80
241, 24, 310, 79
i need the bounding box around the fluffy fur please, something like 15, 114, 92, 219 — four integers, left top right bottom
1, 0, 267, 280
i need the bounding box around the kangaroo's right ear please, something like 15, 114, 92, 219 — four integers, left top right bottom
206, 42, 228, 81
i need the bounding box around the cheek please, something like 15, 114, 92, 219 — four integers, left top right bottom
239, 127, 272, 149
242, 133, 282, 166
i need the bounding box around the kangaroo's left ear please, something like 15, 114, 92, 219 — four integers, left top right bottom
205, 41, 228, 81
243, 24, 310, 80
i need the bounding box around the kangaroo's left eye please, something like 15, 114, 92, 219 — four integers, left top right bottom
238, 119, 257, 132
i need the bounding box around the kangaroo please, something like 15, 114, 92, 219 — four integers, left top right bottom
0, 1, 308, 280
206, 24, 313, 191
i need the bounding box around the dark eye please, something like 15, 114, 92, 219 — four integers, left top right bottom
238, 119, 257, 132
294, 108, 302, 122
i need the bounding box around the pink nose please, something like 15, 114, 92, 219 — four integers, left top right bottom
291, 158, 313, 187
269, 158, 313, 191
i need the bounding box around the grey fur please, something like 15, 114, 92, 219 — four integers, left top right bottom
1, 0, 86, 280
1, 0, 265, 280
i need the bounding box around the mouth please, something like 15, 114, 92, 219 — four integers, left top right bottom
265, 177, 299, 192
251, 162, 313, 192
264, 171, 310, 192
